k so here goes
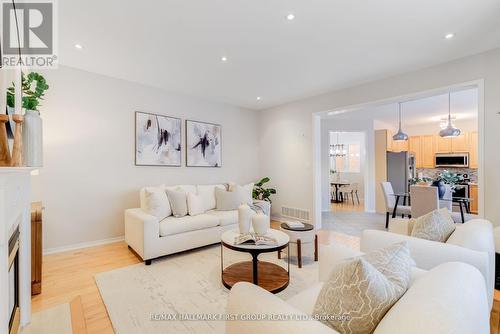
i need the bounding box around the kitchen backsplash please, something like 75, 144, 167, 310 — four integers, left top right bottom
416, 168, 478, 183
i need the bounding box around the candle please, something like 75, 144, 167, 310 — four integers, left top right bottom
252, 213, 270, 236
238, 204, 253, 234
15, 66, 22, 114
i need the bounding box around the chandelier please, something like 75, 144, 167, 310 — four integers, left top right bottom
330, 133, 347, 157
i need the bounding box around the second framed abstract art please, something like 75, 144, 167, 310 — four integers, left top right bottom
185, 120, 222, 167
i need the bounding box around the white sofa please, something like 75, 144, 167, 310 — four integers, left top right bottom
375, 218, 494, 309
226, 243, 490, 334
125, 184, 270, 265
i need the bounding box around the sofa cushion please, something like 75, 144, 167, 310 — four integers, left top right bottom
229, 183, 254, 205
206, 210, 238, 226
165, 185, 197, 195
410, 208, 456, 243
140, 186, 171, 219
215, 187, 246, 210
159, 214, 219, 236
287, 282, 324, 315
197, 184, 226, 211
187, 192, 205, 216
166, 189, 188, 217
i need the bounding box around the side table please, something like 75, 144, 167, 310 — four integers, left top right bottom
279, 222, 318, 268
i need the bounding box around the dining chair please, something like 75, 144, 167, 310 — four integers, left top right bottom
340, 182, 360, 205
380, 182, 411, 228
410, 185, 440, 218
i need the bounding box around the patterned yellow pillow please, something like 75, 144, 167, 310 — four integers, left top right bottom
410, 208, 456, 242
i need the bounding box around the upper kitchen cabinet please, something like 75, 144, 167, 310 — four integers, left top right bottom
409, 136, 422, 168
469, 131, 478, 169
386, 130, 393, 151
435, 136, 452, 153
421, 135, 435, 168
451, 133, 469, 152
392, 139, 408, 153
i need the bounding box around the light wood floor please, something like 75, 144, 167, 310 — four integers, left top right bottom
331, 199, 365, 212
32, 225, 500, 334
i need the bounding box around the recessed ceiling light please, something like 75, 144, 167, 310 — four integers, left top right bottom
256, 96, 261, 101
74, 43, 83, 49
285, 13, 295, 21
221, 56, 228, 62
444, 33, 455, 40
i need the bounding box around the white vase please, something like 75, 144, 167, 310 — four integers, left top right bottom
238, 204, 253, 234
252, 213, 270, 236
22, 109, 43, 167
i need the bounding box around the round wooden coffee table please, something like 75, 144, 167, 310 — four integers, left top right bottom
221, 229, 290, 294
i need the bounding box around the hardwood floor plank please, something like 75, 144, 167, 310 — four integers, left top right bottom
70, 296, 88, 334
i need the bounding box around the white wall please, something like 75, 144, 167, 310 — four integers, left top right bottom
33, 66, 261, 251
260, 47, 500, 226
321, 124, 374, 212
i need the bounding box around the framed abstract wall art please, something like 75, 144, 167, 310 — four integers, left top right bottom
185, 120, 221, 167
135, 111, 181, 166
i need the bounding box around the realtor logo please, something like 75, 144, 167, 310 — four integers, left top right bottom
1, 0, 58, 68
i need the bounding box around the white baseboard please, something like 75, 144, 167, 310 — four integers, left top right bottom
43, 236, 125, 255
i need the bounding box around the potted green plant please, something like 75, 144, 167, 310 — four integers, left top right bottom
6, 72, 49, 167
253, 177, 277, 203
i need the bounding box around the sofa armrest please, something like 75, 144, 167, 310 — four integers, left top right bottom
124, 208, 159, 260
226, 282, 336, 334
252, 200, 271, 216
361, 229, 491, 309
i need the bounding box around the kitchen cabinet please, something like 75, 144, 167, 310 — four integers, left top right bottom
469, 184, 478, 214
409, 136, 422, 168
421, 135, 435, 168
451, 133, 469, 152
435, 136, 452, 153
386, 130, 393, 152
469, 131, 478, 169
392, 139, 408, 153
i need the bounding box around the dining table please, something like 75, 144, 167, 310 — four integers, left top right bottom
330, 181, 350, 203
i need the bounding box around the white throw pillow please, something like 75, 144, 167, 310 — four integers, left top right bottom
141, 186, 171, 219
166, 189, 188, 217
229, 183, 254, 205
215, 187, 245, 211
187, 192, 205, 216
197, 184, 225, 211
165, 185, 197, 195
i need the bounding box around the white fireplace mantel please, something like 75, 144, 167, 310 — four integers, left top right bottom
0, 168, 34, 333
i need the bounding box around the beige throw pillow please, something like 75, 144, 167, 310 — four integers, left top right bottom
313, 242, 413, 334
187, 192, 205, 216
166, 189, 188, 217
141, 186, 171, 219
215, 187, 244, 210
410, 208, 456, 242
229, 183, 254, 205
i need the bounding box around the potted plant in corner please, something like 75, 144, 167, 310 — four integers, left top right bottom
253, 177, 277, 202
7, 72, 49, 167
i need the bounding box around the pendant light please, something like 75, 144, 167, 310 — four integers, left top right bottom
393, 102, 408, 141
439, 92, 461, 138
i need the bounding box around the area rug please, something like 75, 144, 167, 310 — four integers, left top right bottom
95, 244, 319, 334
21, 303, 72, 334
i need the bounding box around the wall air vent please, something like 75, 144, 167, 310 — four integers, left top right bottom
281, 206, 310, 221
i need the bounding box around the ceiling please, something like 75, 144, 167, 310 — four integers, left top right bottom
58, 0, 500, 110
328, 87, 478, 127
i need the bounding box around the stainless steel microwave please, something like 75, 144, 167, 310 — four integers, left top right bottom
435, 153, 469, 168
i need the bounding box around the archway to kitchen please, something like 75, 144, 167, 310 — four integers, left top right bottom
313, 80, 483, 235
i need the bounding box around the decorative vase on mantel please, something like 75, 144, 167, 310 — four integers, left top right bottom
22, 109, 43, 167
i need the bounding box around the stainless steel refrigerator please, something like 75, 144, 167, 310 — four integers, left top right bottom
387, 151, 416, 194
